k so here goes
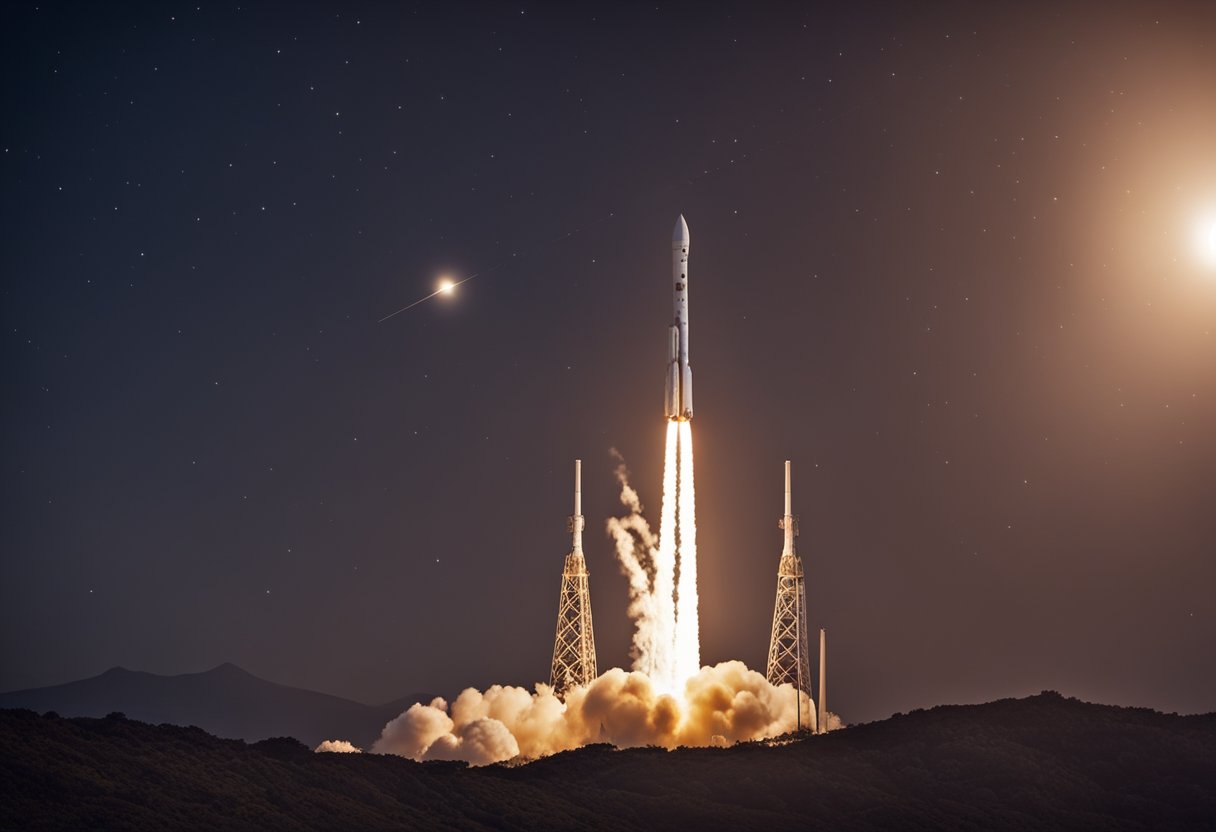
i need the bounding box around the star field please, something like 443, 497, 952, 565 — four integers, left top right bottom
2, 2, 1215, 721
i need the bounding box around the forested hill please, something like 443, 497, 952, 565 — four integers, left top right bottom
2, 692, 1214, 831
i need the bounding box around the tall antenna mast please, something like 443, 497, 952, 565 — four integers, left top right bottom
818, 627, 828, 734
782, 459, 796, 556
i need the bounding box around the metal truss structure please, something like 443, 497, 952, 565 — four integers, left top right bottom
766, 461, 814, 730
550, 460, 597, 697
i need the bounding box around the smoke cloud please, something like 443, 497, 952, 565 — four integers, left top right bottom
372, 661, 813, 766
822, 711, 846, 732
314, 739, 361, 753
605, 450, 660, 672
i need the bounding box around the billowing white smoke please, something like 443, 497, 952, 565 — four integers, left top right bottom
605, 451, 660, 675
314, 739, 361, 753
372, 661, 812, 766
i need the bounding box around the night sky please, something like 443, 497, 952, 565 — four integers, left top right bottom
3, 1, 1215, 724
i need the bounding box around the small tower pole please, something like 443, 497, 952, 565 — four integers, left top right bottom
818, 628, 828, 734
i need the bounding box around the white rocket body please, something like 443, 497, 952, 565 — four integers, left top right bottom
664, 215, 694, 420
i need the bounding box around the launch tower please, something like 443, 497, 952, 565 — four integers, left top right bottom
549, 459, 598, 697
765, 460, 813, 726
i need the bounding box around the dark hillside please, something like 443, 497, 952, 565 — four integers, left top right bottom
1, 693, 1213, 831
0, 664, 428, 749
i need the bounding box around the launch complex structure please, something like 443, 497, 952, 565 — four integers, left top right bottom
763, 460, 828, 733
548, 217, 829, 734
549, 460, 598, 695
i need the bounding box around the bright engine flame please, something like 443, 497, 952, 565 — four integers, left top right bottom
625, 419, 700, 696
650, 421, 680, 692
647, 418, 701, 695
673, 420, 701, 686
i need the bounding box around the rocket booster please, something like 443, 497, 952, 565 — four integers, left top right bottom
664, 215, 694, 421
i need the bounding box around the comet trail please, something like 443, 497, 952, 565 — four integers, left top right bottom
375, 213, 620, 323
376, 273, 481, 323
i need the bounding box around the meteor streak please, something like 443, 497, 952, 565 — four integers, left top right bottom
377, 274, 474, 323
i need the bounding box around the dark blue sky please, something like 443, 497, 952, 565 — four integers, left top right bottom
3, 1, 1214, 723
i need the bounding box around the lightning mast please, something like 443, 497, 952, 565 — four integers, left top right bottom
765, 460, 814, 730
549, 459, 598, 697
818, 627, 828, 734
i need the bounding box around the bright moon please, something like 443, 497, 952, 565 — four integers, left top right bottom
1196, 215, 1216, 269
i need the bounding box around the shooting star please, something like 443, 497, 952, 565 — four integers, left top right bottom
377, 274, 476, 323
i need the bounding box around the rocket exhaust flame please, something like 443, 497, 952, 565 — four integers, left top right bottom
652, 421, 680, 692
673, 420, 701, 686
609, 421, 699, 696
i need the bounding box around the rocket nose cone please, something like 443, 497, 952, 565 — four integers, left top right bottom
672, 214, 690, 246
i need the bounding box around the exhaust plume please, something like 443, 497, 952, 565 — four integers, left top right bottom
651, 421, 680, 691
822, 711, 846, 732
314, 739, 361, 753
605, 451, 660, 673
607, 422, 697, 695
373, 661, 813, 766
673, 420, 701, 684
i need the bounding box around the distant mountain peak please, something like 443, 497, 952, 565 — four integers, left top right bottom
100, 666, 133, 676
204, 662, 252, 677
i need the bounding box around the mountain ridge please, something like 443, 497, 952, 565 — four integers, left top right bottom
0, 663, 429, 748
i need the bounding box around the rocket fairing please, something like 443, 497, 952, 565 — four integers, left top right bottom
664, 215, 694, 421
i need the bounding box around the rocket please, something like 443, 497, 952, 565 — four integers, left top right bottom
664, 215, 694, 421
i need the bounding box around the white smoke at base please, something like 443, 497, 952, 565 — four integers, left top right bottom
821, 711, 846, 732
372, 661, 813, 766
314, 739, 362, 753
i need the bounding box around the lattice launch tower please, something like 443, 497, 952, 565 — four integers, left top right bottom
765, 460, 814, 727
549, 459, 598, 697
